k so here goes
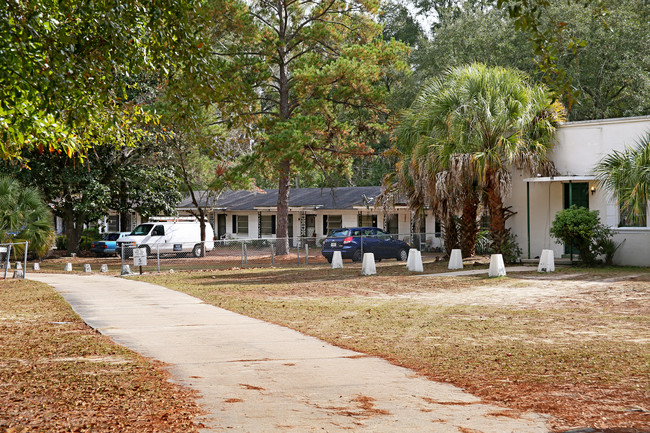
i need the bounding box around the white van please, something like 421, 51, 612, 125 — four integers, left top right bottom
117, 217, 215, 258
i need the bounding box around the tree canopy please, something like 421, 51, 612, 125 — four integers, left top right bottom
0, 0, 215, 159
207, 0, 409, 253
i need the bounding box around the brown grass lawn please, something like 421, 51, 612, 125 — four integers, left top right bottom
140, 263, 650, 432
0, 279, 203, 432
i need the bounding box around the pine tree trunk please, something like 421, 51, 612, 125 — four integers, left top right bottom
276, 159, 291, 255
459, 192, 478, 257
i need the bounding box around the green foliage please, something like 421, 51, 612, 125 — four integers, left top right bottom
55, 235, 67, 251
550, 206, 613, 266
386, 63, 563, 255
0, 175, 54, 257
488, 232, 523, 264
595, 132, 650, 226
0, 0, 214, 159
391, 0, 649, 121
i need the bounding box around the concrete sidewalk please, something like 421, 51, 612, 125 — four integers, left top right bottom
29, 273, 550, 432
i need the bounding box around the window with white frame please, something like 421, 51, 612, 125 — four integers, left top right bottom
232, 215, 249, 234
323, 215, 342, 235
385, 214, 398, 234
360, 214, 377, 227
260, 215, 276, 235
619, 201, 647, 227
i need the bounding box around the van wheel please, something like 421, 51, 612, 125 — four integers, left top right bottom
192, 244, 203, 258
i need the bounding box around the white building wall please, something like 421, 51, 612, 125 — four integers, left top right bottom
508, 116, 650, 264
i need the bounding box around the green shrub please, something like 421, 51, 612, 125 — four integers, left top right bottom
55, 235, 67, 251
550, 206, 612, 266
487, 231, 522, 264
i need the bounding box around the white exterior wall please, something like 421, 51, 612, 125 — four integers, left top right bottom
508, 116, 650, 265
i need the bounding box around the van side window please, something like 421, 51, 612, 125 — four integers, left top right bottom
152, 225, 165, 236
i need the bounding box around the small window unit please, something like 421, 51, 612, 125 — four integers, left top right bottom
385, 214, 398, 234
619, 202, 647, 227
359, 213, 377, 227
323, 215, 343, 235
232, 215, 249, 235
260, 215, 276, 235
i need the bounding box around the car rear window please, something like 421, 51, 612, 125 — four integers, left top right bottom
104, 233, 120, 241
329, 229, 350, 237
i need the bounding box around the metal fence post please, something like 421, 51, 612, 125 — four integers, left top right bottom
244, 243, 248, 265
241, 241, 244, 267
3, 244, 10, 280
297, 239, 300, 266
270, 243, 275, 266
157, 245, 160, 273
360, 235, 364, 255
23, 241, 28, 279
121, 244, 125, 269
305, 243, 309, 265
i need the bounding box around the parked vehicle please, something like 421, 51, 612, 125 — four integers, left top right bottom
90, 232, 131, 256
117, 217, 215, 258
321, 227, 410, 263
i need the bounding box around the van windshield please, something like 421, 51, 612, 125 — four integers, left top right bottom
130, 224, 153, 236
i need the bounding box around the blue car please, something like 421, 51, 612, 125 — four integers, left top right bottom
321, 227, 410, 263
90, 232, 131, 256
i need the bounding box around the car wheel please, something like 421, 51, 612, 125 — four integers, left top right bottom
352, 249, 363, 262
192, 244, 203, 258
397, 248, 408, 261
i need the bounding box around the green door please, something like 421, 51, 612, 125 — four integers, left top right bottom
563, 183, 589, 254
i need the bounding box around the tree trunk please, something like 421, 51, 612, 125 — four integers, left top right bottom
64, 203, 86, 255
485, 170, 508, 252
443, 212, 459, 257
276, 158, 291, 255
119, 211, 130, 232
459, 191, 478, 257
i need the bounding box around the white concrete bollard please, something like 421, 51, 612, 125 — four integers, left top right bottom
406, 248, 417, 270
407, 249, 424, 272
488, 254, 506, 277
100, 264, 109, 273
538, 249, 555, 273
121, 264, 131, 275
15, 262, 22, 270
331, 251, 343, 269
33, 262, 40, 271
64, 263, 72, 272
83, 264, 92, 273
361, 253, 376, 276
13, 270, 24, 279
448, 249, 463, 270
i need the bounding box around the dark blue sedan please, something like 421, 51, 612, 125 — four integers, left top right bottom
321, 227, 410, 263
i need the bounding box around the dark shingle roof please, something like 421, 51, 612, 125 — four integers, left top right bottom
177, 186, 384, 211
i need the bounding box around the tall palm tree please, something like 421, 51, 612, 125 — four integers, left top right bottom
595, 132, 650, 226
395, 64, 564, 254
0, 176, 54, 258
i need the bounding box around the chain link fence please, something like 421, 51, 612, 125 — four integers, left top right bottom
1, 241, 29, 279
115, 233, 443, 274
